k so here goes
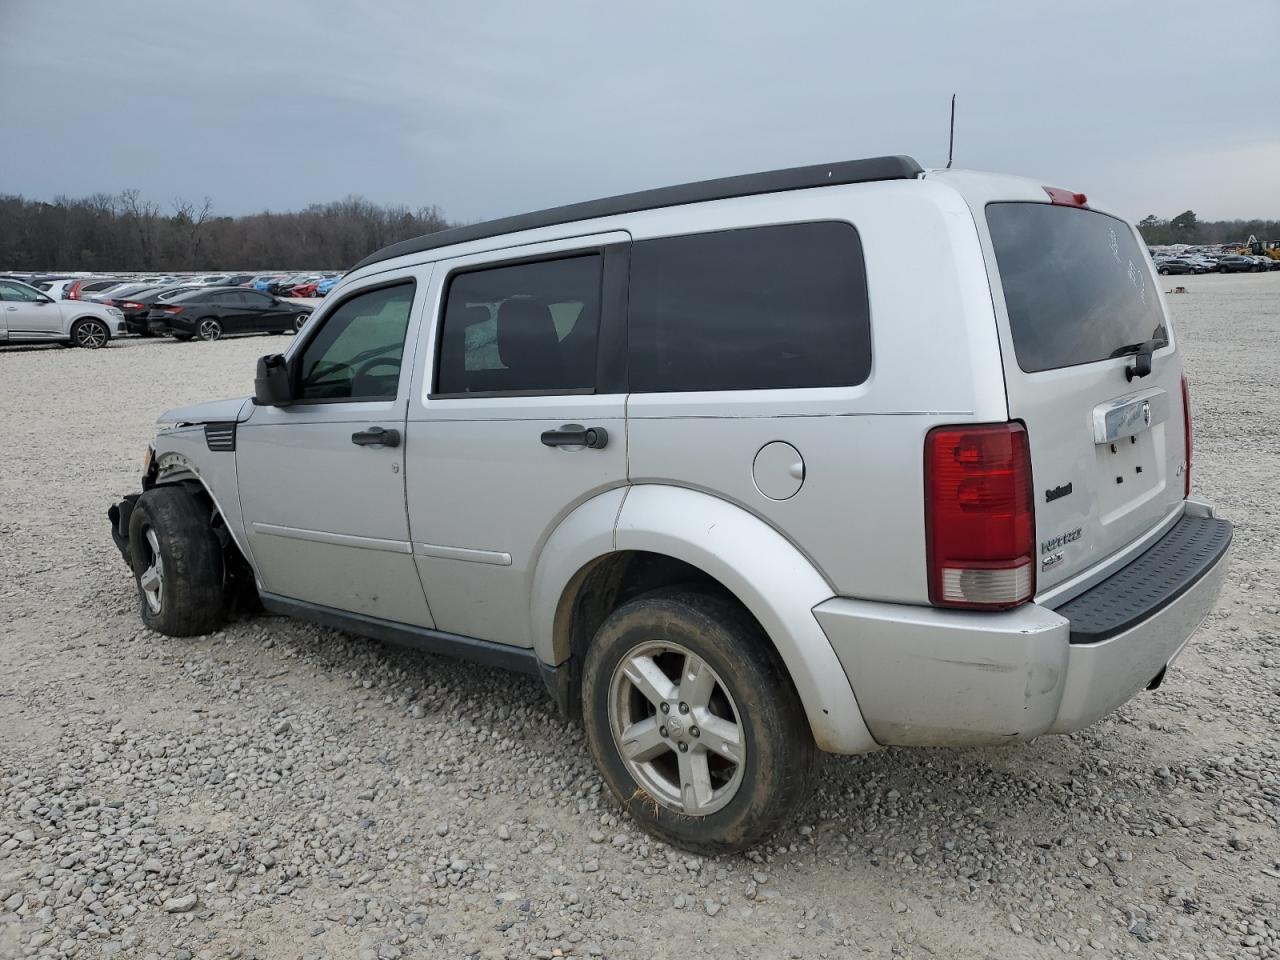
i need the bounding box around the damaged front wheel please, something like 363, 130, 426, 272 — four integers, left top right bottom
127, 486, 226, 637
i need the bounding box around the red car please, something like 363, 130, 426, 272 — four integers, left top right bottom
286, 280, 320, 297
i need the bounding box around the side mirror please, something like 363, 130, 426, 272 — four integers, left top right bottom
254, 353, 294, 407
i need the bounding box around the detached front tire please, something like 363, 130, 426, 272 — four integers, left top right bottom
128, 486, 226, 637
581, 590, 816, 855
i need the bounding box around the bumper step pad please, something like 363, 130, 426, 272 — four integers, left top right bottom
1058, 514, 1232, 644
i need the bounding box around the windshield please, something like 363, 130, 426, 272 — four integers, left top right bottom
986, 202, 1168, 373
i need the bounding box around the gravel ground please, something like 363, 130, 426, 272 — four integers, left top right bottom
1, 273, 1277, 960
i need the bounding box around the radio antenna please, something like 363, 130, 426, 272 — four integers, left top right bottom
946, 94, 956, 169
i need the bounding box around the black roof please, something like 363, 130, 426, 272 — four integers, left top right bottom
352, 154, 922, 272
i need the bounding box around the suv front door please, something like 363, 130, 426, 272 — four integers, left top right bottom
0, 280, 62, 339
236, 272, 435, 627
406, 235, 630, 648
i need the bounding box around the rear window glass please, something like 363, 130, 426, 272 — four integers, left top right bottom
987, 203, 1168, 373
436, 255, 601, 395
627, 222, 871, 393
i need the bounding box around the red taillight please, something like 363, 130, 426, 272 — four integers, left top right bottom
1043, 186, 1088, 207
1181, 374, 1192, 498
122, 301, 144, 310
68, 280, 82, 299
925, 422, 1035, 609
162, 306, 184, 315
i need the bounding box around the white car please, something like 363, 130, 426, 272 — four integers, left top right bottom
0, 278, 126, 348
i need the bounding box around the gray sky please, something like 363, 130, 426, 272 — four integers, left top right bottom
2, 0, 1277, 223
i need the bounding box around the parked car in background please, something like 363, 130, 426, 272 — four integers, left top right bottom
267, 275, 309, 296
1, 278, 126, 347
146, 286, 311, 341
1155, 258, 1196, 275
117, 285, 203, 335
248, 275, 281, 290
286, 277, 324, 297
316, 275, 342, 297
90, 282, 156, 302
65, 277, 124, 300
1216, 255, 1258, 273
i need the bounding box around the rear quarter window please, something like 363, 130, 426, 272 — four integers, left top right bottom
627, 221, 871, 392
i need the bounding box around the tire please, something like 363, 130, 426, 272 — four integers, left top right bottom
70, 318, 109, 349
293, 313, 309, 332
127, 486, 225, 637
1158, 268, 1169, 275
581, 590, 816, 855
197, 317, 223, 341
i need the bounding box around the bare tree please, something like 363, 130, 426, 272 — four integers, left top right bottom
172, 196, 214, 268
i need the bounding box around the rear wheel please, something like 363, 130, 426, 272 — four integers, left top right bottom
1158, 268, 1169, 275
127, 486, 226, 637
197, 318, 223, 341
581, 590, 816, 855
293, 313, 309, 332
71, 318, 109, 348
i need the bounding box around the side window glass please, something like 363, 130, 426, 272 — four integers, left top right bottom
0, 282, 40, 302
296, 282, 415, 401
436, 254, 601, 395
628, 222, 871, 392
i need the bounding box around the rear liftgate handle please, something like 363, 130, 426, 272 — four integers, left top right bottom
540, 423, 609, 449
351, 426, 401, 447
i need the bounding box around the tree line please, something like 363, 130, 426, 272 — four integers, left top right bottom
3, 191, 1276, 271
1136, 210, 1280, 247
0, 192, 452, 272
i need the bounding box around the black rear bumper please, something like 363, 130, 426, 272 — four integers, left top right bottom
1056, 513, 1233, 645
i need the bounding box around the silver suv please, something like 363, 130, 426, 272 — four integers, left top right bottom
108, 156, 1232, 853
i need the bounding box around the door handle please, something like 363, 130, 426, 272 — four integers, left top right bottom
351, 426, 400, 447
540, 423, 609, 449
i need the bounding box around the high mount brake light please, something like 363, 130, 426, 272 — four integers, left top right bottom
925, 422, 1035, 609
1043, 186, 1088, 207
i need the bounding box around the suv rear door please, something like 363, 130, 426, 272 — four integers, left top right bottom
405, 233, 630, 648
977, 193, 1188, 597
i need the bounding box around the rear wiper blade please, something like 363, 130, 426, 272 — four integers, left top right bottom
1110, 338, 1166, 380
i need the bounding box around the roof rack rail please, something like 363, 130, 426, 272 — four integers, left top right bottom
351, 154, 922, 271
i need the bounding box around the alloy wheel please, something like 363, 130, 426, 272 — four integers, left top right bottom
294, 313, 308, 331
75, 321, 108, 348
139, 528, 164, 614
607, 640, 745, 816
199, 319, 222, 341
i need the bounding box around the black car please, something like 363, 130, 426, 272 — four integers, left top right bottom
117, 285, 203, 335
1155, 258, 1196, 275
148, 286, 311, 341
1216, 255, 1259, 273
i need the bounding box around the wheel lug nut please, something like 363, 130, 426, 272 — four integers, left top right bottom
659, 726, 668, 738
678, 702, 689, 714
660, 703, 670, 714
678, 742, 688, 753
690, 726, 700, 737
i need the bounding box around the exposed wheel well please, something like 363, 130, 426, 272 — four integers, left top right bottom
151, 478, 258, 612
548, 550, 766, 717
